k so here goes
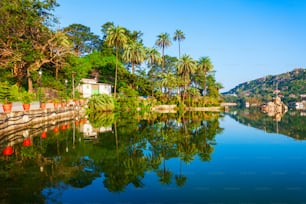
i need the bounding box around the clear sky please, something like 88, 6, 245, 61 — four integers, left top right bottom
54, 0, 306, 91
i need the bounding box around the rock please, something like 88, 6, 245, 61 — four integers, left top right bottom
261, 96, 288, 119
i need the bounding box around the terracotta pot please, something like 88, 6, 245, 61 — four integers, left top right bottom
53, 103, 59, 109
23, 104, 31, 111
22, 138, 31, 146
2, 103, 12, 113
3, 146, 14, 156
40, 102, 46, 109
74, 99, 79, 105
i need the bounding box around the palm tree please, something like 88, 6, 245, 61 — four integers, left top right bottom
146, 47, 162, 68
159, 72, 177, 98
173, 29, 185, 58
146, 47, 162, 97
155, 33, 171, 71
197, 57, 214, 96
177, 54, 197, 103
122, 41, 146, 75
105, 25, 128, 98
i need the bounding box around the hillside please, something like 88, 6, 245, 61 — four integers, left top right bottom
223, 68, 306, 104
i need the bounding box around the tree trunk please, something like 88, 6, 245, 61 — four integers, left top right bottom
114, 48, 118, 98
162, 46, 165, 71
132, 62, 135, 75
55, 63, 59, 80
27, 68, 33, 93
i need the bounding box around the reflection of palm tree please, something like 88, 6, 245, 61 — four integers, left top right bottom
175, 174, 187, 187
175, 159, 187, 187
103, 172, 128, 192
147, 154, 162, 170
157, 159, 173, 185
197, 120, 215, 162
178, 138, 197, 163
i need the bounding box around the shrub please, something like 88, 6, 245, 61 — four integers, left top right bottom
88, 94, 115, 112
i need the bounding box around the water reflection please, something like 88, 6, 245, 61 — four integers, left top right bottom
0, 111, 222, 202
227, 108, 306, 139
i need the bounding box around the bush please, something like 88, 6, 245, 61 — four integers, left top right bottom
88, 94, 115, 112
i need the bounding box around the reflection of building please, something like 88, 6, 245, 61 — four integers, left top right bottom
82, 122, 97, 139
289, 101, 306, 110
77, 78, 112, 98
80, 121, 112, 140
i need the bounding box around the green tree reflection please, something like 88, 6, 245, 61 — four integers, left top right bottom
0, 111, 223, 201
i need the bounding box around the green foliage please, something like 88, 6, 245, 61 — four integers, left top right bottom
20, 146, 37, 159
116, 86, 140, 111
228, 109, 306, 139
88, 112, 115, 128
0, 82, 20, 103
20, 90, 35, 104
224, 68, 306, 104
63, 24, 101, 55
0, 0, 59, 87
88, 94, 115, 112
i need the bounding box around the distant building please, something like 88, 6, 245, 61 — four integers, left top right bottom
273, 89, 280, 95
77, 78, 112, 98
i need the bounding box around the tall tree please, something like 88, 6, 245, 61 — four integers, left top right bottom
146, 47, 161, 97
146, 47, 162, 68
63, 24, 101, 56
105, 25, 128, 98
173, 29, 185, 58
122, 41, 146, 75
0, 0, 59, 92
155, 33, 171, 71
177, 54, 197, 103
197, 57, 214, 95
159, 72, 177, 97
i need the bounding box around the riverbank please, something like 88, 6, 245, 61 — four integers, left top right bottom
0, 104, 85, 144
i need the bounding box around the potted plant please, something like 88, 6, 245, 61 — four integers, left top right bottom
0, 82, 19, 112
20, 90, 35, 111
53, 98, 60, 109
39, 91, 47, 109
40, 97, 47, 109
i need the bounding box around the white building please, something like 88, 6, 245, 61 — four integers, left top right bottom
77, 78, 112, 98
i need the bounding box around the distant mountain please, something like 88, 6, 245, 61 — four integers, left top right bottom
223, 68, 306, 104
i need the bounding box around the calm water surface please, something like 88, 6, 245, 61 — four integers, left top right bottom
1, 110, 305, 204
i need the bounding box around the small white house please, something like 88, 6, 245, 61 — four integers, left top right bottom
77, 78, 112, 98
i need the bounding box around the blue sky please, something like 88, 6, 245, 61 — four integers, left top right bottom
54, 0, 306, 91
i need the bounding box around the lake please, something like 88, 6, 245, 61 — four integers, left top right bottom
0, 109, 305, 204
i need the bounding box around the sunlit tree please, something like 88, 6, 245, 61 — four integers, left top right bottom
197, 57, 214, 95
173, 29, 185, 58
155, 33, 171, 71
122, 41, 146, 74
177, 54, 197, 103
105, 25, 128, 98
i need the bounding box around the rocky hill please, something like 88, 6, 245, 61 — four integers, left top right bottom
223, 68, 306, 104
